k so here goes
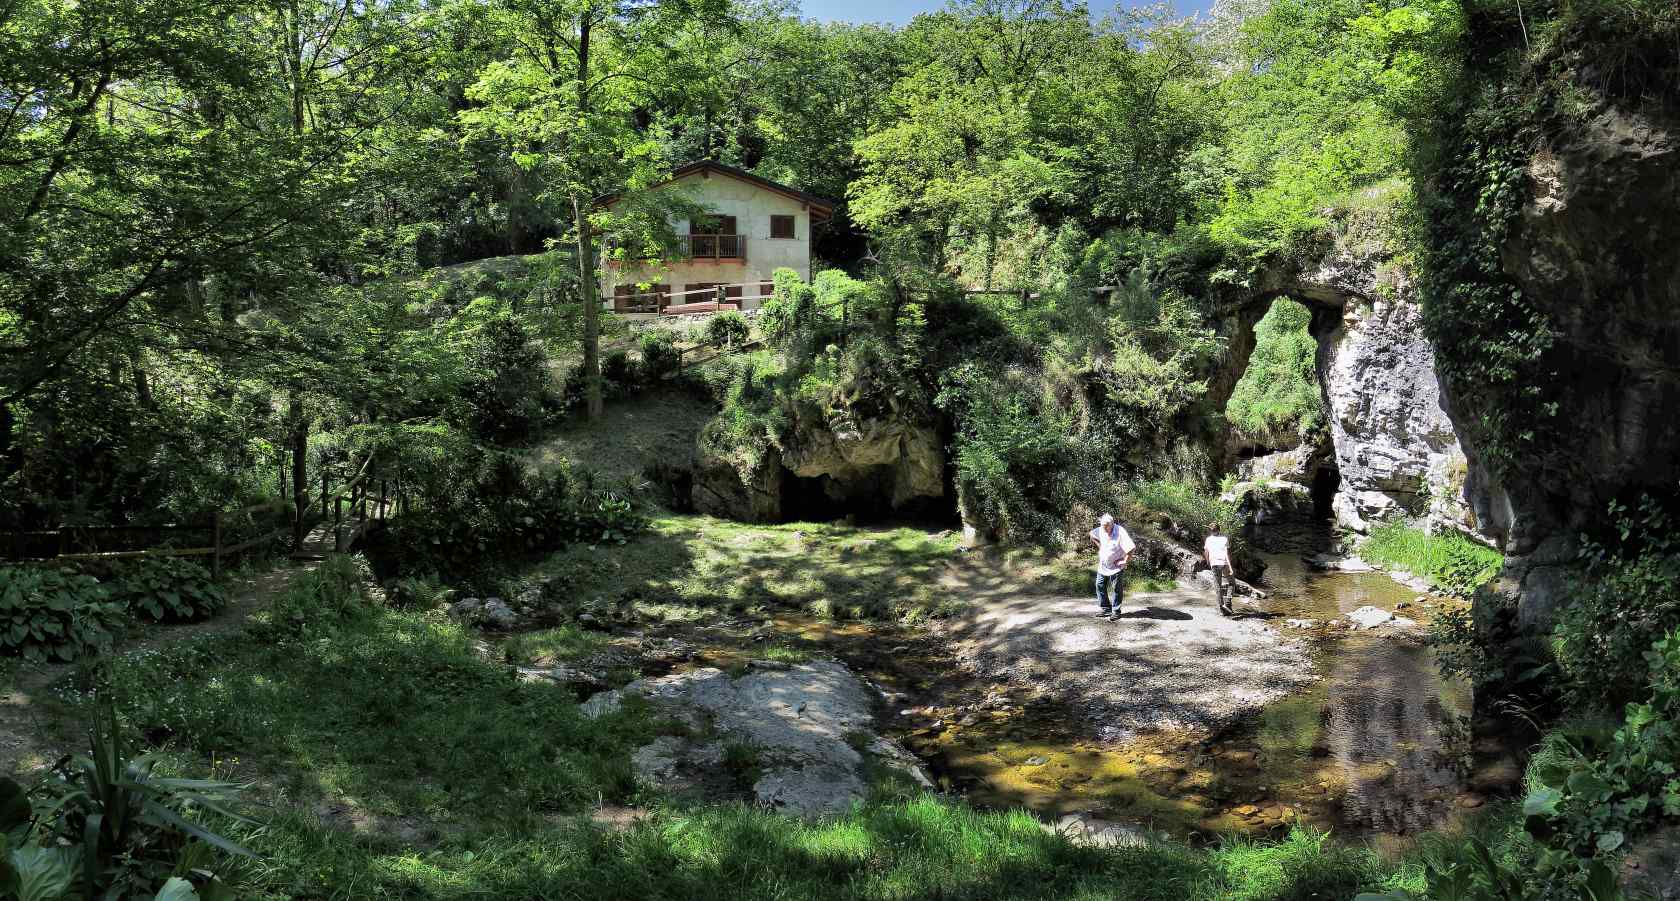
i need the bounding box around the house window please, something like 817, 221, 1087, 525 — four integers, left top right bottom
770, 215, 795, 239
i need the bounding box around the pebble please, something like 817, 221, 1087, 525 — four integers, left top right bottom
1023, 756, 1047, 767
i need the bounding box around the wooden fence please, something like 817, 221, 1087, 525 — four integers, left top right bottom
1, 453, 395, 573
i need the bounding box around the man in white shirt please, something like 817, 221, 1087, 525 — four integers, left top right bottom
1204, 523, 1234, 617
1089, 513, 1134, 621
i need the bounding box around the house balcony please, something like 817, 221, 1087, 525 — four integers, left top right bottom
682, 233, 746, 261
605, 234, 747, 268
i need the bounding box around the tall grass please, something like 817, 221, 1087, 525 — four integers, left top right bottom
234, 801, 1422, 900
1359, 522, 1502, 595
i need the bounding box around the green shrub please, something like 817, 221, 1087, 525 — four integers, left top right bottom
702, 311, 750, 350
363, 448, 646, 583
264, 554, 372, 636
1554, 493, 1680, 709
1359, 522, 1502, 596
0, 566, 127, 663
637, 331, 681, 381
386, 572, 452, 610
114, 557, 227, 623
602, 348, 636, 389
1520, 629, 1680, 888
463, 315, 560, 441
1124, 478, 1239, 537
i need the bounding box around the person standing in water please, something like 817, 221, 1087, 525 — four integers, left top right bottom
1089, 513, 1134, 621
1204, 523, 1234, 616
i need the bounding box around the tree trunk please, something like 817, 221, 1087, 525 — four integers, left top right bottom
574, 195, 602, 420
575, 15, 602, 420
130, 346, 153, 408
290, 391, 307, 545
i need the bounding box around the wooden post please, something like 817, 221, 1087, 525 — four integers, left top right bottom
715, 285, 726, 311
380, 480, 387, 522
321, 469, 329, 518
334, 497, 343, 552
211, 509, 223, 580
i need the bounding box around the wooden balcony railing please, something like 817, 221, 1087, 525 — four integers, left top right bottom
684, 234, 746, 260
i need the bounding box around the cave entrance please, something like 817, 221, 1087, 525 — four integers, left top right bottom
778, 467, 960, 528
1311, 461, 1340, 522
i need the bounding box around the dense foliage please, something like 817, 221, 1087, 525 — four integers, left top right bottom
114, 558, 228, 624
0, 566, 124, 663
6, 0, 1680, 893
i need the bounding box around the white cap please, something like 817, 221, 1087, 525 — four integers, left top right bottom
1098, 513, 1114, 525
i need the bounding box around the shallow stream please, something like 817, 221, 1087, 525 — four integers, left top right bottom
780, 553, 1524, 847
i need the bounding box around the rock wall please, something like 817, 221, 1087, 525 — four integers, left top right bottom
1316, 292, 1480, 538
1218, 211, 1489, 543
693, 399, 945, 523
1457, 104, 1680, 631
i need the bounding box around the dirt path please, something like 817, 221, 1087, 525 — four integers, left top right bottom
935, 580, 1317, 739
0, 560, 314, 778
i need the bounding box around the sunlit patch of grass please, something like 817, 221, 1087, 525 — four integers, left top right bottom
759, 644, 811, 663
1359, 522, 1502, 596
533, 514, 968, 623
499, 624, 609, 665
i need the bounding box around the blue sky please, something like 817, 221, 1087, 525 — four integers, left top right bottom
798, 0, 1217, 25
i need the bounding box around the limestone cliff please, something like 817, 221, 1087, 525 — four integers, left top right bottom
1217, 210, 1485, 542
1317, 289, 1478, 537
1447, 103, 1680, 630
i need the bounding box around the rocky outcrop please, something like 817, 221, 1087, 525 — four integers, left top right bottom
1233, 440, 1330, 488
583, 661, 930, 818
692, 452, 783, 523
1216, 210, 1489, 543
1458, 105, 1680, 631
693, 388, 945, 524
780, 407, 944, 509
1316, 292, 1480, 537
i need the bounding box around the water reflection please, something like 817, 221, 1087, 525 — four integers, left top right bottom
1261, 552, 1473, 835
1322, 635, 1463, 833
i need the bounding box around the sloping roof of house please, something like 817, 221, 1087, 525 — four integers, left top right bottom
597, 160, 836, 222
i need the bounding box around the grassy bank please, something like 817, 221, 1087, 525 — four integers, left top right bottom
237, 798, 1422, 900
10, 543, 1442, 899
1358, 522, 1502, 596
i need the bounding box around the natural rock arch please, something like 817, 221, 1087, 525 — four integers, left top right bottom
1204, 230, 1489, 542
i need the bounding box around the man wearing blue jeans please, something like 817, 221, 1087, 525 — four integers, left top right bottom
1089, 513, 1134, 621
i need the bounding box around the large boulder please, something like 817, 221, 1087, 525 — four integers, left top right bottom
583, 662, 929, 818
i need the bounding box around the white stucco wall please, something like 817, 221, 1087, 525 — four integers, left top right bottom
603, 171, 815, 311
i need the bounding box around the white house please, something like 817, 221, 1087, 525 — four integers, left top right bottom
597, 160, 834, 314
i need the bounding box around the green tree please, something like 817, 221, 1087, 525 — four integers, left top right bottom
458, 0, 732, 420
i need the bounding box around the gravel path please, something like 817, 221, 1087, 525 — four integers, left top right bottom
937, 580, 1317, 737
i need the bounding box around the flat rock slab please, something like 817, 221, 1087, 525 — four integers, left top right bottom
936, 583, 1316, 734
585, 661, 926, 818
